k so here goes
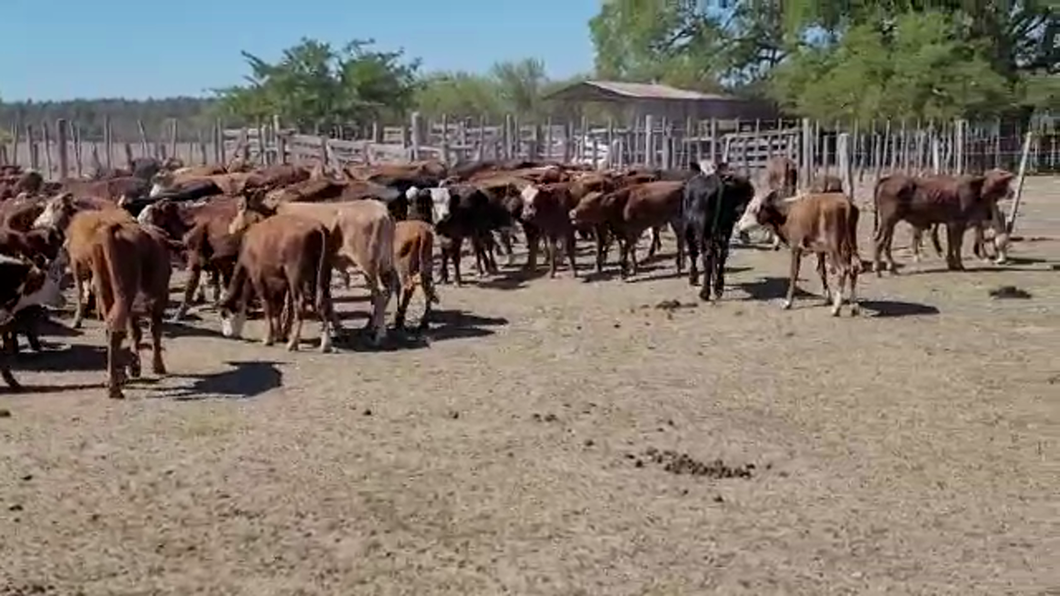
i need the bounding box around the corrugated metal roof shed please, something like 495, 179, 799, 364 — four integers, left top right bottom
543, 80, 777, 120
544, 80, 742, 102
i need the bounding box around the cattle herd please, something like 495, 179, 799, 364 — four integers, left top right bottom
0, 154, 1017, 399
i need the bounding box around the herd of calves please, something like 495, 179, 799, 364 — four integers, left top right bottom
0, 155, 1018, 398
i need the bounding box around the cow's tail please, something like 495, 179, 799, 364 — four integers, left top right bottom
379, 220, 401, 298
97, 223, 128, 328
421, 227, 439, 304
871, 176, 883, 234
847, 203, 862, 275
314, 227, 332, 318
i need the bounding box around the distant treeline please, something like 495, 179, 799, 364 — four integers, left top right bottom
0, 97, 220, 143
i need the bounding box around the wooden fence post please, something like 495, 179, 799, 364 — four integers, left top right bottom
41, 123, 53, 179
800, 118, 812, 191
273, 115, 285, 164
1006, 130, 1034, 234
26, 124, 39, 172
103, 116, 113, 169
72, 121, 83, 177
56, 119, 69, 179
954, 119, 966, 175
169, 119, 178, 163
545, 117, 554, 162
440, 114, 451, 165
410, 112, 422, 161
837, 132, 853, 201
644, 114, 655, 167
137, 120, 149, 158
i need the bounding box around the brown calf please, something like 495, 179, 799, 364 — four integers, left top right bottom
220, 213, 334, 352
519, 182, 579, 277
738, 192, 861, 315
393, 220, 439, 331
569, 180, 685, 278
76, 220, 173, 398
872, 170, 1013, 274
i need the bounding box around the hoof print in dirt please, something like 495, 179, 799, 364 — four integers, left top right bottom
0, 408, 10, 418
531, 413, 558, 423
638, 447, 756, 479
988, 285, 1032, 299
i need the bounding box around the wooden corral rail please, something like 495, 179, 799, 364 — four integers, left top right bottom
3, 112, 1057, 183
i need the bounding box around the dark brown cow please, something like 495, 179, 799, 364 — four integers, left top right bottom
569, 180, 685, 278
519, 182, 579, 277
137, 197, 242, 320
393, 220, 439, 331
872, 170, 1014, 274
72, 219, 173, 398
737, 191, 861, 316
219, 213, 335, 352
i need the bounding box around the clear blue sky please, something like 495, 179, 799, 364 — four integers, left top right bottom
0, 0, 598, 101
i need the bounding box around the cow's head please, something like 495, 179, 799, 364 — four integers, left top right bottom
981, 169, 1015, 202
736, 184, 779, 235
569, 190, 610, 226
0, 254, 66, 328
229, 189, 272, 235
149, 170, 176, 198
32, 192, 76, 232
520, 185, 541, 221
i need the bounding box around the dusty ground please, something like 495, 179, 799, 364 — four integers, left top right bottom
1, 177, 1058, 595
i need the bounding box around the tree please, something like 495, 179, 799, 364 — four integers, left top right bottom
214, 38, 420, 131
415, 59, 582, 122
771, 10, 1011, 121
587, 0, 727, 91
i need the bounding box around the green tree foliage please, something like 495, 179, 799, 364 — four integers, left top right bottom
414, 59, 587, 122
587, 0, 1056, 119
771, 11, 1011, 121
214, 38, 421, 130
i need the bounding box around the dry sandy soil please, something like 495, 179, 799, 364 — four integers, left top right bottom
1, 178, 1058, 595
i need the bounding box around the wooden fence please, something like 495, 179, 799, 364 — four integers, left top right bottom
3, 113, 1057, 183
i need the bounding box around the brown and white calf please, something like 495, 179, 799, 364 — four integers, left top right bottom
0, 254, 66, 390
737, 191, 861, 316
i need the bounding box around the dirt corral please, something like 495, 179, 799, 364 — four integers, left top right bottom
1, 177, 1058, 595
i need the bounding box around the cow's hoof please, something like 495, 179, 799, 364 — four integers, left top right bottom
152, 362, 167, 375
781, 300, 793, 310
127, 357, 142, 379
286, 342, 299, 352
262, 339, 274, 347
71, 320, 83, 330
849, 304, 861, 317
697, 290, 711, 302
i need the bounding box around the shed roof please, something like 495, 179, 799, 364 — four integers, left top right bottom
544, 80, 744, 103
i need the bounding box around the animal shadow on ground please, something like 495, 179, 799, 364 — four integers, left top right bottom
859, 300, 940, 318
340, 308, 509, 352
166, 360, 283, 400
736, 276, 818, 301
473, 268, 547, 290
16, 342, 108, 372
